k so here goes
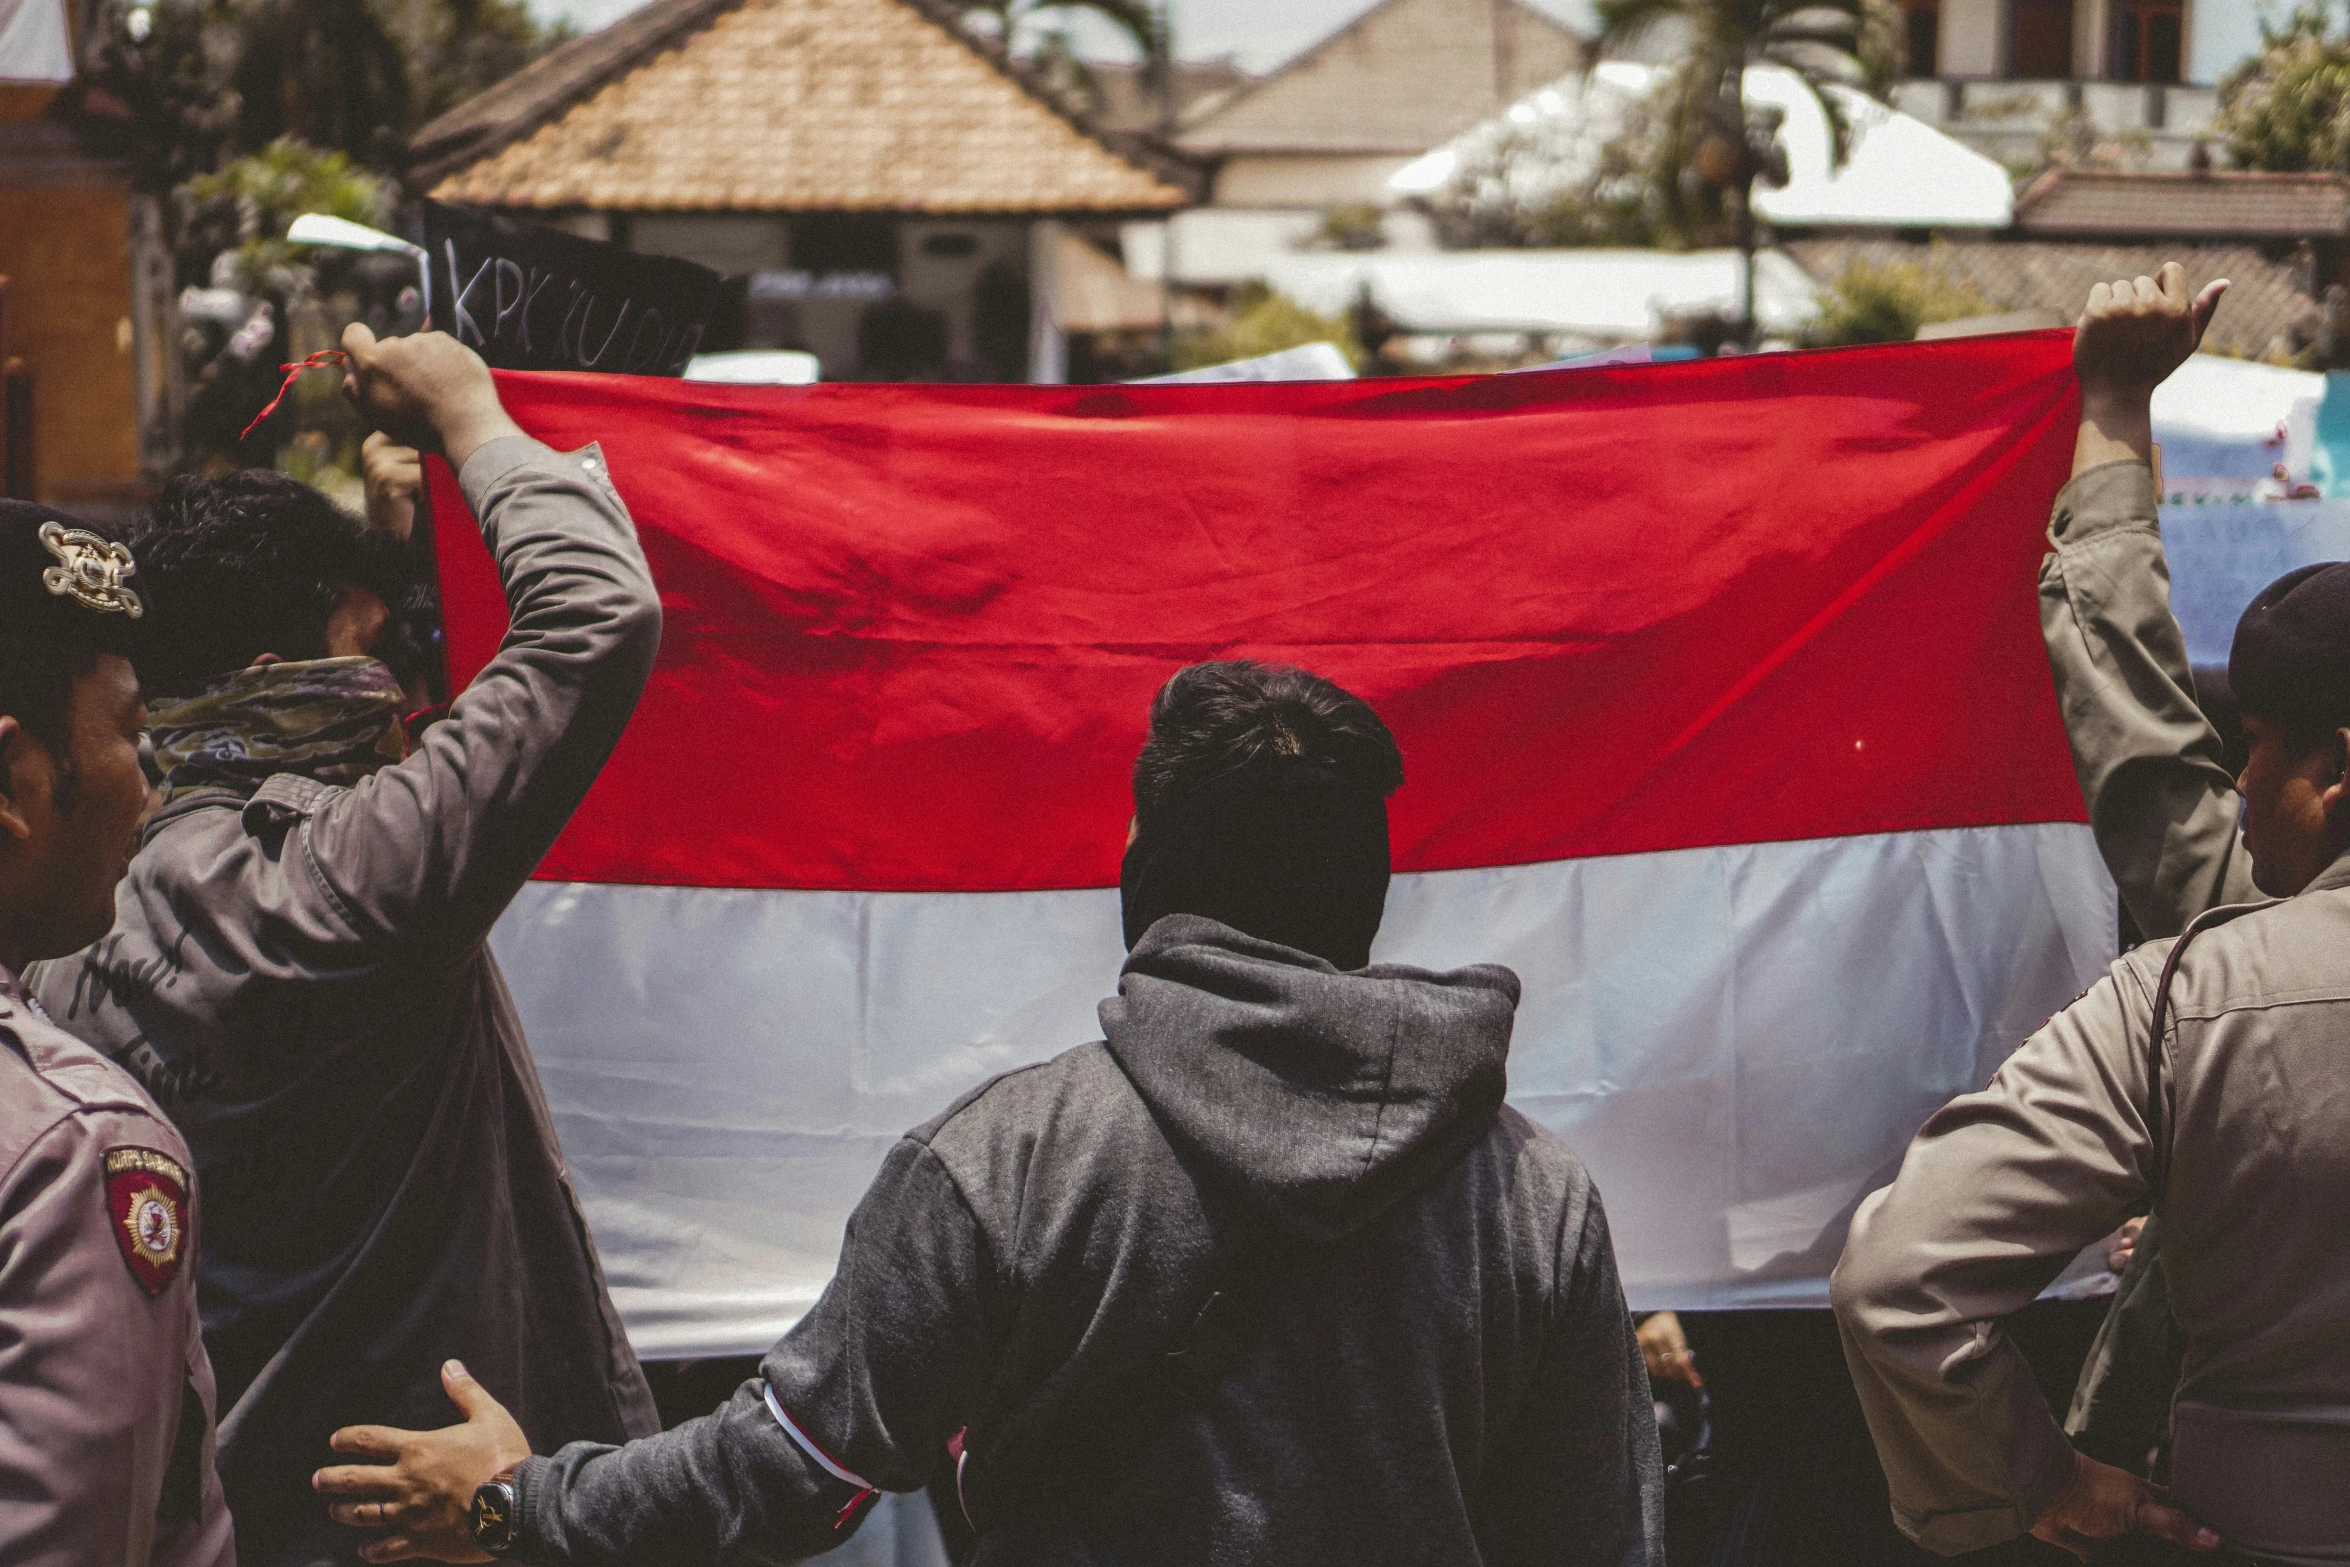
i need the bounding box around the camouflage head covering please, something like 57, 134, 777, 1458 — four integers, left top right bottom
148, 656, 407, 805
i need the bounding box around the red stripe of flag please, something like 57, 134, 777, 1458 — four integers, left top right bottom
431, 332, 2086, 893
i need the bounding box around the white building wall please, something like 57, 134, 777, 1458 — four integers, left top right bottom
2075, 0, 2107, 79
1937, 0, 2265, 87
1213, 153, 1422, 208
1940, 0, 2002, 76
629, 214, 788, 275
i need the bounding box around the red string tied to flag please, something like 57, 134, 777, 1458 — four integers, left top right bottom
239, 349, 350, 442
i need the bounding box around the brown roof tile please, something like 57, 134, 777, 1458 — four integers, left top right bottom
420, 0, 1188, 213
1785, 237, 2323, 362
1179, 0, 1584, 155
407, 0, 739, 185
2013, 169, 2350, 240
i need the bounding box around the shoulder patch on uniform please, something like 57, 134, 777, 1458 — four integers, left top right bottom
102, 1146, 189, 1295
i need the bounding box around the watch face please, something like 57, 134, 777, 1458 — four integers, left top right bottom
470, 1480, 517, 1553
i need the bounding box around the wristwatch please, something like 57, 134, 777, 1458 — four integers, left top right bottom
468, 1470, 522, 1558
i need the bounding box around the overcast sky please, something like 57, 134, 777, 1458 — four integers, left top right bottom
527, 0, 1601, 72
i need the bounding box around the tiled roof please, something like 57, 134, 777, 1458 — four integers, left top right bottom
406, 0, 738, 185
2013, 169, 2350, 240
1179, 0, 1584, 155
1785, 238, 2323, 363
416, 0, 1190, 213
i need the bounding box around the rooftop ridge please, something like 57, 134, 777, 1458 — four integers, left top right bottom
1178, 0, 1585, 154
412, 0, 1197, 208
422, 0, 1192, 214
406, 0, 748, 187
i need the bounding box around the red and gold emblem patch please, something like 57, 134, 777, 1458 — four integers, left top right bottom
102, 1147, 189, 1296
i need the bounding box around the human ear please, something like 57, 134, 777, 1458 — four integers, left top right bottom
0, 717, 33, 844
2322, 729, 2350, 817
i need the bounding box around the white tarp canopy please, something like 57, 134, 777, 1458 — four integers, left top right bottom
0, 0, 75, 82
1135, 341, 1357, 382
1391, 61, 2013, 231
1120, 210, 1327, 289
1260, 247, 1821, 341
2148, 353, 2322, 482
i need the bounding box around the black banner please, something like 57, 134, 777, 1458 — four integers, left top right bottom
423, 201, 721, 376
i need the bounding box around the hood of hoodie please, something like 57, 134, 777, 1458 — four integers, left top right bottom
1098, 914, 1521, 1245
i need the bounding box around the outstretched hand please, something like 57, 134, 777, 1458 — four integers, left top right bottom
313, 1360, 532, 1563
342, 324, 523, 472
2074, 262, 2227, 402
2029, 1449, 2220, 1562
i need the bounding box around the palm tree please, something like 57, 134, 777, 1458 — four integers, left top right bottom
1592, 0, 1895, 345
961, 0, 1164, 82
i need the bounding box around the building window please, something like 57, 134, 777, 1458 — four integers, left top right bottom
1905, 1, 1939, 76
2112, 0, 2184, 83
789, 214, 900, 282
2009, 0, 2075, 79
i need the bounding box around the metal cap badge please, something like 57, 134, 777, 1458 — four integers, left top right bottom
39, 521, 143, 618
0, 499, 148, 658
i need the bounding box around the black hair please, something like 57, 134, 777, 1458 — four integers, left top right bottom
0, 633, 100, 758
2189, 665, 2254, 778
1133, 660, 1404, 828
2227, 561, 2350, 760
129, 470, 413, 698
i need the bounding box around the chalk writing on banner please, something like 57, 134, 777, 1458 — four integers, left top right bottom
423, 201, 722, 376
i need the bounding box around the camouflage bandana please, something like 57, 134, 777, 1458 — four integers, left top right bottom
148, 656, 408, 805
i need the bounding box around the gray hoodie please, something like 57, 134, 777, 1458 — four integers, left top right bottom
510, 916, 1664, 1567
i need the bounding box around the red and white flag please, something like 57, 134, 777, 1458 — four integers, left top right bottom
434, 333, 2115, 1357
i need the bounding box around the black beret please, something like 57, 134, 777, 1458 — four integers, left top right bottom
2229, 561, 2350, 736
0, 499, 146, 658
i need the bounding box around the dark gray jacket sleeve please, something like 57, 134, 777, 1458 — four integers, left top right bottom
1483, 1180, 1665, 1567
295, 437, 662, 958
2038, 458, 2257, 937
511, 1139, 998, 1566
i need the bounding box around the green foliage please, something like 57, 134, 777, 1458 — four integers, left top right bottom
1312, 205, 1389, 251
1173, 284, 1363, 372
104, 0, 568, 175
964, 0, 1162, 70
180, 137, 391, 292
173, 139, 394, 479
1805, 252, 1993, 346
382, 0, 571, 127
2218, 5, 2350, 173
1591, 0, 1893, 245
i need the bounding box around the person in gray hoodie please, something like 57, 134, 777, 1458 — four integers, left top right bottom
316, 659, 1665, 1567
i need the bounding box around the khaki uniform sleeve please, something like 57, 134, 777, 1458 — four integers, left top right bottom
0, 1107, 231, 1567
1831, 962, 2159, 1555
2038, 460, 2257, 937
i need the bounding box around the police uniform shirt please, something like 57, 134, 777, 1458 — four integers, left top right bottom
0, 965, 234, 1567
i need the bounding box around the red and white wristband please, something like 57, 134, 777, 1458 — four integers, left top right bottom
762, 1383, 880, 1529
